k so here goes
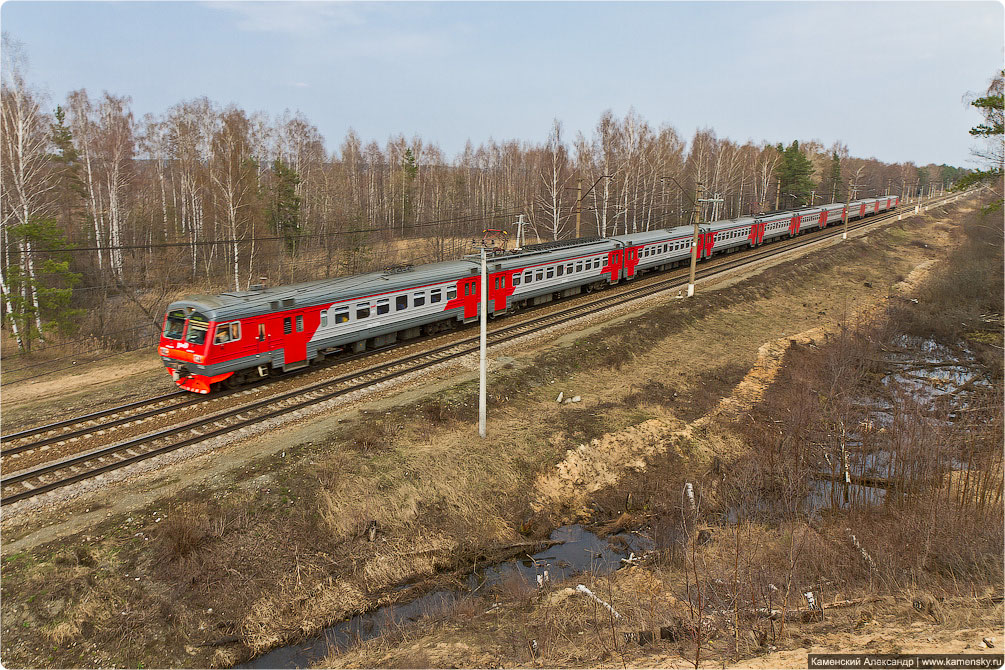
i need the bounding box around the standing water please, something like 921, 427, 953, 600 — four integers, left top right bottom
240, 525, 652, 669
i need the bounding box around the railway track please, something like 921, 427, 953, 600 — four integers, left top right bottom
0, 194, 963, 507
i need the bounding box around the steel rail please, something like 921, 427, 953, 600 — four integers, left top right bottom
2, 199, 928, 450
1, 196, 957, 504
1, 392, 185, 443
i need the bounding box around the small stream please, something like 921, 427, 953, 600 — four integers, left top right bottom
240, 525, 652, 669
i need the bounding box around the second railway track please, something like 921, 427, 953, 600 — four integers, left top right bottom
1, 195, 963, 508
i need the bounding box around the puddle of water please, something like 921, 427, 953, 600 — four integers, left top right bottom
881, 336, 990, 410
806, 479, 887, 511
725, 477, 888, 523
239, 525, 652, 669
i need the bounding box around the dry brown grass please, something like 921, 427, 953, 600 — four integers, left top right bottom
3, 199, 982, 670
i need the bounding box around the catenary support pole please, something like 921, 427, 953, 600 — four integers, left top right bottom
687, 181, 703, 297
479, 246, 487, 438
575, 178, 582, 239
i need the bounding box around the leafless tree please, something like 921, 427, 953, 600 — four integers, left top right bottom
1, 35, 54, 344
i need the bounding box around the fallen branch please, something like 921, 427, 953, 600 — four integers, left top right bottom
576, 584, 622, 620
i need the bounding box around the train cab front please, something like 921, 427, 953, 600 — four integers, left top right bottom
159, 305, 232, 393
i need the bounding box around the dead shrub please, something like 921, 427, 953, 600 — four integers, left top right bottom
155, 503, 212, 562
342, 411, 399, 453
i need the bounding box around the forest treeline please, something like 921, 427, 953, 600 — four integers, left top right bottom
1, 38, 968, 356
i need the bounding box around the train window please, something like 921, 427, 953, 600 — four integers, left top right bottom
446, 286, 457, 301
594, 258, 601, 269
524, 270, 533, 283
377, 299, 390, 315
283, 317, 292, 335
413, 292, 426, 307
535, 270, 543, 281
430, 289, 442, 303
546, 267, 554, 279
576, 262, 583, 273
214, 321, 241, 344
396, 295, 408, 310
567, 263, 573, 273
164, 310, 186, 340
556, 265, 564, 277
321, 310, 328, 327
186, 312, 209, 344
296, 315, 304, 333
334, 307, 349, 324
258, 323, 266, 341
494, 277, 502, 289
512, 275, 521, 287
356, 303, 370, 319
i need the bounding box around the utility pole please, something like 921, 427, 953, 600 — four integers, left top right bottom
685, 184, 722, 297
687, 181, 704, 298
512, 214, 528, 248
478, 246, 487, 438
575, 178, 582, 238
566, 175, 612, 238
843, 181, 864, 241
775, 179, 781, 211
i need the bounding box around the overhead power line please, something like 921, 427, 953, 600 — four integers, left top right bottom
27, 208, 528, 254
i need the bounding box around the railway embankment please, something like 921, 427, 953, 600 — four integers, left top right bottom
1, 197, 997, 669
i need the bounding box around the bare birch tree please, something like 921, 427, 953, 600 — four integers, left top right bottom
538, 119, 570, 240
1, 35, 54, 345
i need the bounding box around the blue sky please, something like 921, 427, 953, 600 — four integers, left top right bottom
2, 1, 1001, 167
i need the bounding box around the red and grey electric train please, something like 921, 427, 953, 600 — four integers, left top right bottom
159, 196, 899, 393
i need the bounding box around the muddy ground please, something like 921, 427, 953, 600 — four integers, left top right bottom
1, 199, 1000, 669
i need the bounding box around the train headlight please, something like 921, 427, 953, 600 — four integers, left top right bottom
193, 354, 204, 364
159, 346, 169, 356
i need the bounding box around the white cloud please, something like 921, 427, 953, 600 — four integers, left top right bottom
206, 1, 367, 35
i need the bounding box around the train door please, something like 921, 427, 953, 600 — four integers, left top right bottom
282, 313, 308, 366
258, 316, 283, 356
625, 247, 640, 278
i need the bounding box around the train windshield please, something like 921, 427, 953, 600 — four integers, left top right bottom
186, 312, 209, 345
164, 310, 186, 340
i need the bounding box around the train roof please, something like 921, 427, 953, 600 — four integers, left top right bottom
168, 237, 622, 321
167, 259, 475, 321
167, 197, 890, 321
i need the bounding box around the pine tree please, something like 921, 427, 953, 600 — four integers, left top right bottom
49, 106, 86, 237
774, 141, 815, 208
955, 70, 1003, 210
267, 158, 301, 251
5, 217, 83, 351
826, 151, 842, 203
400, 148, 418, 226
